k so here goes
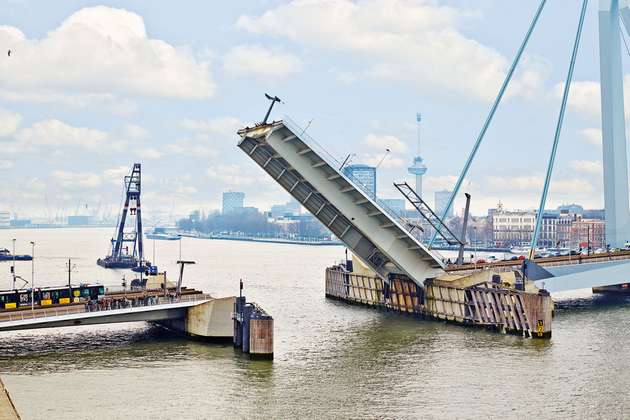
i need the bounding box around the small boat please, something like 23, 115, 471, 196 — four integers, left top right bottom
146, 227, 181, 241
0, 248, 33, 262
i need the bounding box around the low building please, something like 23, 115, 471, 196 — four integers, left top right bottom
570, 217, 606, 249
492, 209, 536, 247
270, 200, 301, 219
68, 215, 91, 226
539, 211, 559, 248
9, 219, 31, 227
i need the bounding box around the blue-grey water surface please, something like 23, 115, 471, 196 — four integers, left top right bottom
0, 228, 629, 419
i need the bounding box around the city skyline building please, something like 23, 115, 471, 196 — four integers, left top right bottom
408, 113, 427, 198
434, 190, 454, 219
343, 164, 376, 199
222, 191, 245, 214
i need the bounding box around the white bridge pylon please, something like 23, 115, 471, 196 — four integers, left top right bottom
599, 0, 630, 247
237, 120, 445, 287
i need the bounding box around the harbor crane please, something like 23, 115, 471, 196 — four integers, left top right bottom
97, 163, 146, 270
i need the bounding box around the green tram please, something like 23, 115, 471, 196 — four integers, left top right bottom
0, 284, 105, 310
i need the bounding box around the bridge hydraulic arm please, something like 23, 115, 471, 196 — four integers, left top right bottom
429, 0, 547, 247
530, 0, 588, 257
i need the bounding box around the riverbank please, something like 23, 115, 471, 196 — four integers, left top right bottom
182, 233, 343, 246
0, 377, 19, 420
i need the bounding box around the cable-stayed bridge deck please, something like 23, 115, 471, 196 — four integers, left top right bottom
237, 119, 445, 287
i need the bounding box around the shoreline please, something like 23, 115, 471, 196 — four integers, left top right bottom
0, 376, 19, 420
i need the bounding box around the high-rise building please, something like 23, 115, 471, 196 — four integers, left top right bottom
434, 190, 454, 219
222, 191, 245, 214
408, 113, 427, 197
343, 164, 376, 198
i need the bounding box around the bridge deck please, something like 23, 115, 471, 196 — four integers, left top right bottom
238, 119, 444, 286
0, 294, 211, 332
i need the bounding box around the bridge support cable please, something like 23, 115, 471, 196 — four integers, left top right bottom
394, 182, 463, 246
429, 0, 547, 247
530, 0, 589, 258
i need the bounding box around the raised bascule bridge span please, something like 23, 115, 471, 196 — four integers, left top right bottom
237, 119, 445, 287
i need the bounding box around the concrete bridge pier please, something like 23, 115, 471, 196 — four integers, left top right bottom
156, 296, 235, 340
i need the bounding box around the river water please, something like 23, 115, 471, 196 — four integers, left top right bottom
0, 228, 629, 419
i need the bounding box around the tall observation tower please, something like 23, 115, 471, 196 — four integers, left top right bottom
408, 113, 427, 198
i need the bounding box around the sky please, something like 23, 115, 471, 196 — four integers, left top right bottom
0, 0, 625, 223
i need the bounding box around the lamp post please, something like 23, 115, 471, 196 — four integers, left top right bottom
30, 241, 35, 313
11, 238, 16, 289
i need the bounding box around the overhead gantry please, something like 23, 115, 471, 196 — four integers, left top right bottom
237, 119, 445, 287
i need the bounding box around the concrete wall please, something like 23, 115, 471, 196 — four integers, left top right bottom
184, 296, 235, 339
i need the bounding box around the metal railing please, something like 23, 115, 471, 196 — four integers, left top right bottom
0, 293, 212, 324
282, 116, 444, 259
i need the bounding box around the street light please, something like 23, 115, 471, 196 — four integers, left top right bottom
30, 241, 35, 312
11, 238, 16, 289
375, 148, 391, 170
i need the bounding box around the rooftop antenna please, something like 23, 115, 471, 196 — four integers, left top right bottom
262, 93, 282, 124
416, 112, 422, 155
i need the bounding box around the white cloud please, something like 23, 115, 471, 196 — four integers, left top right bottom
0, 90, 138, 116
206, 164, 255, 187
579, 128, 602, 147
237, 0, 543, 100
180, 117, 242, 137
363, 133, 408, 153
424, 175, 459, 191
558, 75, 630, 119
52, 170, 102, 188
555, 80, 600, 118
0, 107, 22, 137
569, 160, 603, 176
223, 45, 302, 79
15, 119, 108, 149
123, 124, 149, 140
0, 6, 214, 103
485, 175, 594, 195
136, 148, 163, 160
26, 178, 46, 191
103, 165, 131, 185
167, 139, 217, 157
0, 160, 13, 170
362, 153, 404, 169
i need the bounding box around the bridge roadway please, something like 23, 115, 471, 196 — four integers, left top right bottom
0, 294, 212, 332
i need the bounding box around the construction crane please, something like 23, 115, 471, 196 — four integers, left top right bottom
97, 163, 146, 270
